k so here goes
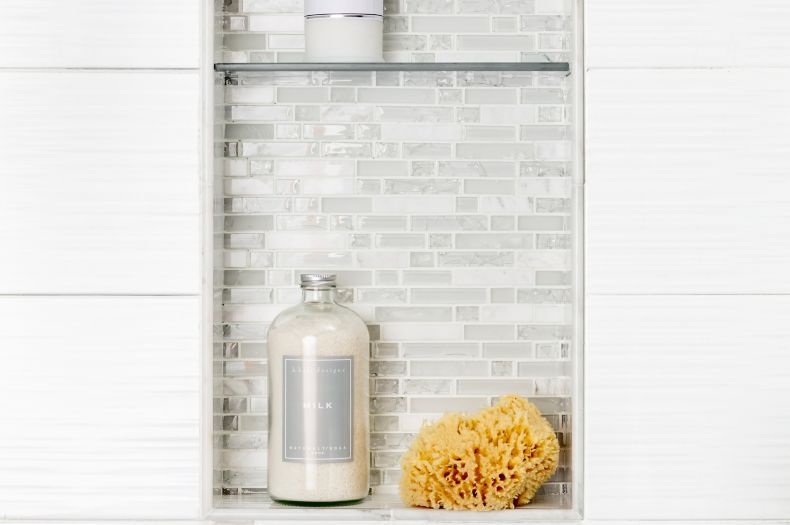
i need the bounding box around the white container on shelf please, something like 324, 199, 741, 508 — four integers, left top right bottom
304, 0, 384, 63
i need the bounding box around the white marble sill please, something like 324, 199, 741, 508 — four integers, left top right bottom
210, 492, 579, 522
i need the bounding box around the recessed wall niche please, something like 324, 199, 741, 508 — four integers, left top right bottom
211, 0, 581, 518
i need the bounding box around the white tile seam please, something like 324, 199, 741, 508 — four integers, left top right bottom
587, 293, 790, 297
586, 65, 790, 71
0, 294, 202, 298
0, 67, 199, 72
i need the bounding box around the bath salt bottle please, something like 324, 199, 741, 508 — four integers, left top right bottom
267, 274, 370, 503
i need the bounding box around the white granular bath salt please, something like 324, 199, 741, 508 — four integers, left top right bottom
267, 274, 370, 503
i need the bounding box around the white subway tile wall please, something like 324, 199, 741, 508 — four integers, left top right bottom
214, 0, 575, 507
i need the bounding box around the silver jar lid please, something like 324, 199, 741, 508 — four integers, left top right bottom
300, 273, 337, 288
304, 0, 384, 17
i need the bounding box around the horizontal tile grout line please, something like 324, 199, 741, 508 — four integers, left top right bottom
0, 66, 200, 72
585, 65, 790, 71
0, 293, 201, 297
588, 292, 790, 296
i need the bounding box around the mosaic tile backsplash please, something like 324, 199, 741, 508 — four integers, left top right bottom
214, 0, 575, 507
220, 0, 572, 63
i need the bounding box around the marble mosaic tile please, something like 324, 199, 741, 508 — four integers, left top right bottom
215, 2, 575, 502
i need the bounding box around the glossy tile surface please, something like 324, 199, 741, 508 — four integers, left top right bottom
220, 0, 571, 63
0, 296, 202, 519
586, 295, 790, 519
586, 68, 790, 294
214, 67, 578, 501
0, 0, 200, 68
587, 0, 790, 67
0, 71, 201, 294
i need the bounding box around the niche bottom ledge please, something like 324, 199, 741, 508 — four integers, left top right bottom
210, 492, 579, 522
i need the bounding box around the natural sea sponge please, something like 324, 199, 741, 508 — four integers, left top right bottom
399, 395, 559, 511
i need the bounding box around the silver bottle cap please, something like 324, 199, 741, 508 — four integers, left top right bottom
300, 273, 337, 288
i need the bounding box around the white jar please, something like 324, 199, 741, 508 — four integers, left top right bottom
304, 0, 384, 62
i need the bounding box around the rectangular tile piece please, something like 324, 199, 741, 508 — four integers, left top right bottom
587, 69, 790, 293
0, 0, 199, 67
0, 297, 201, 519
0, 71, 200, 294
587, 0, 790, 67
587, 295, 790, 520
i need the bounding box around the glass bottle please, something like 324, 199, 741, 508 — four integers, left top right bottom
267, 274, 370, 503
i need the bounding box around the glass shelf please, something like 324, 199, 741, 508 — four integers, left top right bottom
214, 62, 570, 73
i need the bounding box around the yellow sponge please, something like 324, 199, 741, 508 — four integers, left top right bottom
399, 395, 559, 511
